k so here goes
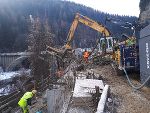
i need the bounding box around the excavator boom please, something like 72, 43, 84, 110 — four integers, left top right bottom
46, 13, 113, 59
65, 13, 111, 49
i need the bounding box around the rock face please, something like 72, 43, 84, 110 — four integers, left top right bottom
139, 0, 150, 26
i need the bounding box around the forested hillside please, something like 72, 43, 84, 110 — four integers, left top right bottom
0, 0, 137, 52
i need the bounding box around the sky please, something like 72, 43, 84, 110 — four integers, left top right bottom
65, 0, 140, 17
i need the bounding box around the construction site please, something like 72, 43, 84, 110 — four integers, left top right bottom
0, 0, 150, 113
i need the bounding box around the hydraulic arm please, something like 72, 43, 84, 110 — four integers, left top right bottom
65, 13, 111, 49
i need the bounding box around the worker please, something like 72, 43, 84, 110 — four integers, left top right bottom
83, 49, 89, 63
126, 36, 136, 46
18, 90, 37, 113
101, 40, 106, 55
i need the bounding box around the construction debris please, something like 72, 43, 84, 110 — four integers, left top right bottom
72, 79, 104, 106
96, 85, 109, 113
1, 1, 150, 113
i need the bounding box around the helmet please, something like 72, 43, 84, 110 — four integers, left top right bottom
32, 90, 37, 94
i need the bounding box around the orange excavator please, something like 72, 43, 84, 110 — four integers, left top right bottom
46, 13, 113, 58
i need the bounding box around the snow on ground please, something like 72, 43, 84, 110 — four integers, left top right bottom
0, 72, 20, 80
0, 84, 17, 96
0, 72, 21, 96
0, 70, 30, 96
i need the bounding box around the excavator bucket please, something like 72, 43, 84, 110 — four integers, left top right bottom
46, 45, 73, 60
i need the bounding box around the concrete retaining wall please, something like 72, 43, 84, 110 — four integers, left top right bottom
47, 88, 65, 113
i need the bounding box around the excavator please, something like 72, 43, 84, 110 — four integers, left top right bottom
46, 13, 113, 59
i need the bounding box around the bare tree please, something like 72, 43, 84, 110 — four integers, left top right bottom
27, 17, 54, 89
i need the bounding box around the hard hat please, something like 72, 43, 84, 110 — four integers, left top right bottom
32, 90, 37, 94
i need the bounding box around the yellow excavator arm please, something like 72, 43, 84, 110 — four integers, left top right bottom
65, 13, 111, 49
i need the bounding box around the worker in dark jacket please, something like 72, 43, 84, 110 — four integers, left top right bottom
18, 90, 37, 113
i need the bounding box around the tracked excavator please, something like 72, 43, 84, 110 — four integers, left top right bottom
46, 13, 113, 59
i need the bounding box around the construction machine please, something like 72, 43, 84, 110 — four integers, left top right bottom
46, 13, 113, 59
106, 17, 150, 87
105, 17, 139, 71
63, 13, 111, 49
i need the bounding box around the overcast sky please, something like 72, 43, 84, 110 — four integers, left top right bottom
65, 0, 140, 17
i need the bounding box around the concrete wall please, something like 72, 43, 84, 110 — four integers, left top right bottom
47, 88, 65, 113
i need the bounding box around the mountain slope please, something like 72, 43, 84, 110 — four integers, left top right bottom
0, 0, 137, 52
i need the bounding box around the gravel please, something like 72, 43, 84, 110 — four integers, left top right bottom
93, 64, 150, 113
